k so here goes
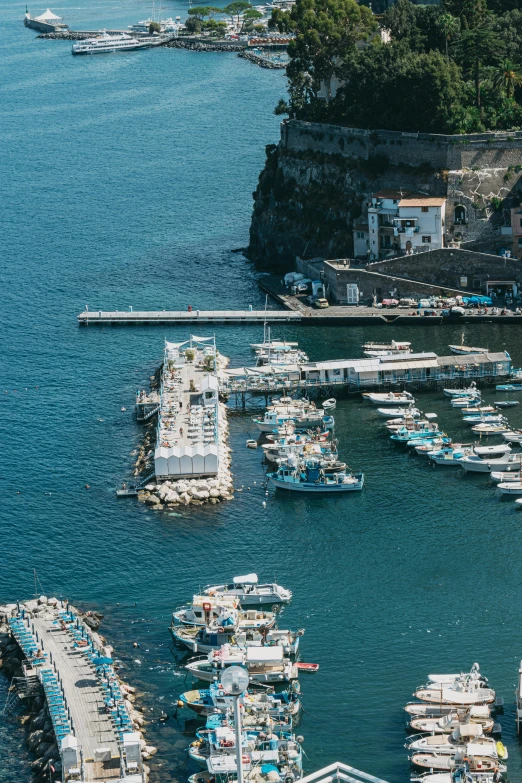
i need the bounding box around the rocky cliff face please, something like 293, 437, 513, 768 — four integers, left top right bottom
248, 120, 522, 271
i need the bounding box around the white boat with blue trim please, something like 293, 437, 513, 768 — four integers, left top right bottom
268, 458, 364, 492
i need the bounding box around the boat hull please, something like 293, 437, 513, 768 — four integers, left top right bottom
269, 476, 363, 492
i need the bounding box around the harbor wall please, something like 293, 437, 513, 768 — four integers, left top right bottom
249, 119, 522, 270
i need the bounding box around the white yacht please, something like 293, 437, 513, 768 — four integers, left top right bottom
72, 31, 165, 55
128, 17, 183, 35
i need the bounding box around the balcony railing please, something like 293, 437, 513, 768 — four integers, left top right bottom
397, 227, 420, 233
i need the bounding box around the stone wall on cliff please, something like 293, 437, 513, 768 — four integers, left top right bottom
249, 119, 522, 270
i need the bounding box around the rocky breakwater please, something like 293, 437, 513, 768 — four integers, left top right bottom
138, 402, 234, 509
37, 31, 92, 39
0, 597, 155, 781
239, 50, 287, 69
165, 38, 246, 52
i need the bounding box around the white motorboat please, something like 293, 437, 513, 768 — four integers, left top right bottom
462, 414, 505, 425
376, 407, 420, 418
414, 681, 496, 705
410, 750, 506, 772
444, 383, 478, 397
460, 406, 495, 415
362, 339, 411, 357
322, 398, 336, 410
411, 769, 499, 783
171, 594, 276, 628
494, 400, 519, 408
253, 406, 334, 432
268, 459, 364, 493
426, 664, 487, 686
203, 575, 292, 605
449, 345, 489, 355
362, 391, 415, 406
471, 422, 509, 435
172, 623, 302, 656
128, 17, 183, 34
185, 645, 299, 683
71, 31, 169, 54
406, 725, 499, 756
497, 482, 522, 495
459, 454, 522, 473
405, 703, 471, 718
451, 396, 482, 408
502, 429, 522, 443
429, 449, 470, 466
179, 680, 301, 718
473, 444, 511, 457
490, 470, 521, 483
409, 705, 494, 734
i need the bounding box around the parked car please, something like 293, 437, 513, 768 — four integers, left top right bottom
314, 298, 330, 309
418, 299, 431, 308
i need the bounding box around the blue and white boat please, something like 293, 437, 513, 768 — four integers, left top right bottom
496, 384, 522, 391
391, 427, 442, 443
203, 575, 292, 606
268, 458, 363, 493
428, 447, 471, 465
178, 680, 302, 718
171, 595, 276, 629
443, 383, 479, 398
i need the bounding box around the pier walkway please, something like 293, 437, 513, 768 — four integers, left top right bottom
10, 604, 143, 783
78, 309, 300, 325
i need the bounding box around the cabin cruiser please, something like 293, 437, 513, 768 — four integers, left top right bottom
254, 345, 309, 366
178, 680, 302, 718
363, 391, 415, 406
203, 575, 292, 605
409, 705, 495, 734
268, 458, 364, 493
362, 340, 411, 357
72, 31, 167, 54
185, 644, 299, 683
172, 623, 303, 655
171, 595, 276, 629
443, 383, 478, 398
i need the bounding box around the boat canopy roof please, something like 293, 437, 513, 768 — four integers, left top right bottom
246, 646, 283, 662
469, 705, 490, 717
34, 8, 61, 19
192, 594, 238, 608
452, 724, 483, 739
233, 573, 258, 585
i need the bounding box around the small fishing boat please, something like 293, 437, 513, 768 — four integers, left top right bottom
409, 705, 495, 734
471, 422, 509, 435
449, 345, 489, 355
451, 395, 482, 408
497, 482, 522, 495
494, 400, 519, 408
459, 454, 522, 473
172, 623, 303, 656
490, 470, 521, 483
253, 407, 334, 433
322, 398, 336, 410
171, 595, 276, 628
362, 339, 411, 357
391, 427, 442, 443
460, 406, 495, 415
178, 681, 302, 718
429, 448, 470, 466
405, 703, 469, 718
406, 725, 500, 755
268, 459, 364, 493
462, 414, 505, 424
185, 645, 299, 683
246, 440, 258, 449
362, 391, 415, 406
473, 444, 511, 457
411, 764, 500, 783
410, 751, 506, 772
414, 439, 452, 455
296, 662, 319, 672
414, 682, 496, 705
426, 664, 487, 686
496, 383, 522, 391
502, 429, 522, 443
444, 383, 478, 398
203, 575, 292, 605
376, 407, 420, 418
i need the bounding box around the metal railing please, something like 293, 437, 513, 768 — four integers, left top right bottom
299, 762, 390, 783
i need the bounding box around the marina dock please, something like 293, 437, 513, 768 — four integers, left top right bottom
78, 310, 300, 326
6, 601, 144, 782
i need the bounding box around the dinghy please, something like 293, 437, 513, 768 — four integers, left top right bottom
490, 471, 521, 483
451, 396, 482, 408
497, 482, 522, 495
494, 400, 519, 408
203, 575, 292, 605
322, 398, 336, 410
449, 345, 489, 356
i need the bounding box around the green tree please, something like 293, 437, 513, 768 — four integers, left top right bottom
490, 58, 522, 98
437, 11, 460, 56
453, 27, 502, 108
188, 5, 221, 20
223, 0, 252, 29
443, 0, 487, 29
148, 20, 161, 33
268, 7, 294, 32
241, 7, 264, 32
285, 0, 376, 106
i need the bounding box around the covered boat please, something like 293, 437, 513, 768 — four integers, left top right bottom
406, 724, 500, 755
172, 624, 302, 655
171, 595, 276, 629
362, 391, 415, 406
409, 705, 495, 735
414, 682, 496, 705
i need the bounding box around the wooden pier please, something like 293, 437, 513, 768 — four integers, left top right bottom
78, 309, 300, 325
9, 604, 144, 783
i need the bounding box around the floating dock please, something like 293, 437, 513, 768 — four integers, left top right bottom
78, 310, 300, 325
7, 602, 145, 782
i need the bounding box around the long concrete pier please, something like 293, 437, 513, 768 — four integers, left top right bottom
78, 310, 300, 325
6, 601, 145, 783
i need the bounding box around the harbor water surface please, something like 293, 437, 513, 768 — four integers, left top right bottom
2, 0, 522, 780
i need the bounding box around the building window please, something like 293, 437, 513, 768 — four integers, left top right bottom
422, 235, 431, 243
421, 206, 429, 213
518, 237, 522, 247
357, 232, 365, 239
519, 218, 522, 227
454, 205, 466, 224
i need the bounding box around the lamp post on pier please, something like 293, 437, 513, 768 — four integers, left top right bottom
220, 666, 249, 783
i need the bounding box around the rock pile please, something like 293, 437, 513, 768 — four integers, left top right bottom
37, 31, 92, 39
238, 50, 287, 69
165, 39, 246, 52
0, 598, 155, 782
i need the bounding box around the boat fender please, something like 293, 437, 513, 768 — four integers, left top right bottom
242, 755, 250, 764
203, 603, 212, 612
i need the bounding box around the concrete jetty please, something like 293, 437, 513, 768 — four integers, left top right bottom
78, 309, 300, 326
0, 598, 148, 783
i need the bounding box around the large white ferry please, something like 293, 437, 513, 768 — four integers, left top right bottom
72, 31, 167, 55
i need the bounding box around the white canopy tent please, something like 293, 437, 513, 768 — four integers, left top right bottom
34, 9, 62, 20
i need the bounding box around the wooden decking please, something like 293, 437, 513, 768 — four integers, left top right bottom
32, 614, 121, 781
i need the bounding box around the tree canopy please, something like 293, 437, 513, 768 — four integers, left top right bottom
275, 0, 522, 132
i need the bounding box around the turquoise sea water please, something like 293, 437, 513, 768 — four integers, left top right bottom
3, 1, 522, 781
